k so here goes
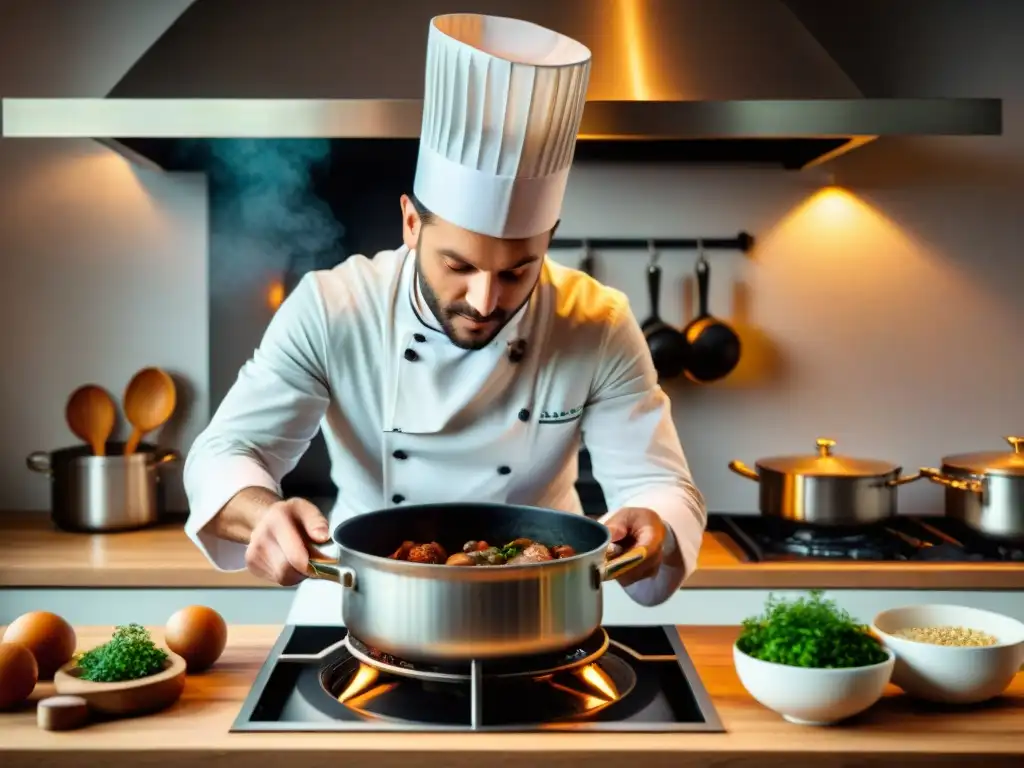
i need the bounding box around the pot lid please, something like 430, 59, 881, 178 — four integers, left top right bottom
757, 438, 899, 477
942, 436, 1024, 476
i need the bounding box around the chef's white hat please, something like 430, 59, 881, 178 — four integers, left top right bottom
413, 14, 592, 240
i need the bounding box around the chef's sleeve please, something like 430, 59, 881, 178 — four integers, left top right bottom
582, 298, 707, 607
183, 272, 332, 571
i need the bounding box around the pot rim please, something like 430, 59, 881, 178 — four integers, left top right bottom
331, 502, 613, 574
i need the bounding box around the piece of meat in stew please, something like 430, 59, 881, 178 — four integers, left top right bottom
388, 540, 447, 564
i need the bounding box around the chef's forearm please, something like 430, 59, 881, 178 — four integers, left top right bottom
203, 486, 283, 544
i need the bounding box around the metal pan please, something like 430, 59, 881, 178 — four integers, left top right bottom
306, 502, 645, 662
641, 242, 688, 380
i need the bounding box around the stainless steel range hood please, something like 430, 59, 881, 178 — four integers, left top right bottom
0, 0, 1002, 170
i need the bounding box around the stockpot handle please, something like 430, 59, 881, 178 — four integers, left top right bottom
26, 451, 51, 474
887, 471, 923, 487
728, 460, 759, 481
599, 545, 648, 581
307, 558, 358, 588
920, 467, 984, 495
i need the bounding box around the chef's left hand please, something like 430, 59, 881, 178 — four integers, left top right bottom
603, 507, 666, 586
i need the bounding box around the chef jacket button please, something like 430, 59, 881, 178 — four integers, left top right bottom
392, 449, 408, 460
392, 494, 405, 504
518, 408, 530, 422
404, 348, 419, 362
413, 333, 426, 343
497, 465, 511, 475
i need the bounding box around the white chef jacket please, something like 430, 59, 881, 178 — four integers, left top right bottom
183, 246, 706, 623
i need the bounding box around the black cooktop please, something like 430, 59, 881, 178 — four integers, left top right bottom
712, 514, 1024, 562
231, 625, 725, 733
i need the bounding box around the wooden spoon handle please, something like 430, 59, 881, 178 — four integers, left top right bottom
124, 429, 143, 456
91, 438, 106, 457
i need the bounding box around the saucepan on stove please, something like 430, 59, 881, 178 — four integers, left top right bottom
305, 503, 645, 663
920, 436, 1024, 539
728, 437, 922, 526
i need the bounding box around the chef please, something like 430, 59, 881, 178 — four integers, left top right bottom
183, 12, 707, 624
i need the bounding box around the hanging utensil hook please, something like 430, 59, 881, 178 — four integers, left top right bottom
647, 239, 659, 267
696, 237, 708, 267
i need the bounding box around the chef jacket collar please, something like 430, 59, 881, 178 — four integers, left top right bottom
403, 248, 532, 350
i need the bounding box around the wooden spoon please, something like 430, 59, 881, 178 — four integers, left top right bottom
65, 385, 117, 456
122, 367, 177, 456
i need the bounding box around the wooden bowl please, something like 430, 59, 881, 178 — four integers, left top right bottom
53, 652, 187, 717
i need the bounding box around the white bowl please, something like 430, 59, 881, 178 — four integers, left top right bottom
733, 643, 895, 726
872, 604, 1024, 704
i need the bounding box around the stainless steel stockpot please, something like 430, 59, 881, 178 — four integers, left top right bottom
728, 437, 921, 526
27, 441, 180, 532
306, 502, 645, 662
921, 436, 1024, 539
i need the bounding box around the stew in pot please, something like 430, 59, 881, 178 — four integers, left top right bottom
389, 537, 576, 566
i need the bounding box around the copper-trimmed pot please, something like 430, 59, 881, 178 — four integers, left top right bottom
728, 437, 922, 526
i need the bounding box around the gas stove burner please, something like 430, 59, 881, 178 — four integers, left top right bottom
317, 650, 637, 727
344, 628, 610, 682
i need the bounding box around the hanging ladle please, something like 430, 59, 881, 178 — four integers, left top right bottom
65, 384, 117, 456
123, 367, 178, 455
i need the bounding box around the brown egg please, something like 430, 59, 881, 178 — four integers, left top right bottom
0, 642, 39, 710
165, 606, 227, 673
2, 611, 77, 680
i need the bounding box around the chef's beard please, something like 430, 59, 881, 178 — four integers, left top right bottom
414, 247, 530, 351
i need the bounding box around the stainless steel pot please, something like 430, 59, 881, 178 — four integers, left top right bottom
728, 437, 922, 525
27, 441, 180, 532
306, 502, 645, 662
920, 436, 1024, 539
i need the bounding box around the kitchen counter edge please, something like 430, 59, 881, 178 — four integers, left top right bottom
2, 511, 1023, 590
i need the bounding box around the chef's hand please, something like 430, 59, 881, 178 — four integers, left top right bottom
245, 497, 331, 587
603, 507, 666, 587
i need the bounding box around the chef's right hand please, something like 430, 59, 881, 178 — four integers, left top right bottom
245, 497, 331, 586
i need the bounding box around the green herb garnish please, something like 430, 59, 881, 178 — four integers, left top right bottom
736, 590, 887, 669
74, 624, 168, 682
499, 544, 522, 560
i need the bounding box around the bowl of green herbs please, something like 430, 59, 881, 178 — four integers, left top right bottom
734, 590, 895, 726
54, 624, 187, 717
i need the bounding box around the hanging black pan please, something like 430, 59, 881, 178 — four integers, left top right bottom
681, 240, 741, 383
641, 241, 688, 380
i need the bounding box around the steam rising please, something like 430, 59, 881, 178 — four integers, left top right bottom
175, 139, 347, 294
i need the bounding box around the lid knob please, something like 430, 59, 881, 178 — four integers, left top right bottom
1006, 436, 1023, 454
815, 437, 836, 457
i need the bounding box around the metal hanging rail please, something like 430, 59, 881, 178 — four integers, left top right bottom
549, 231, 754, 253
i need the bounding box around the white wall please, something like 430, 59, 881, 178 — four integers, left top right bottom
0, 0, 207, 512
0, 139, 210, 511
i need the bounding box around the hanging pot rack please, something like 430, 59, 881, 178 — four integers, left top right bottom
549, 231, 754, 253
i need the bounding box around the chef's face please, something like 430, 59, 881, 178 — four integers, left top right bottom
401, 194, 549, 350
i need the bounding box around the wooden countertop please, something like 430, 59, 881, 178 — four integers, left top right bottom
2, 511, 1023, 590
2, 624, 1022, 768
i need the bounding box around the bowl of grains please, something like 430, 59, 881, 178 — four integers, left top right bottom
872, 604, 1024, 704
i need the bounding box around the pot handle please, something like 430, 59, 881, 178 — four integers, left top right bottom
920, 467, 984, 494
307, 558, 357, 588
599, 545, 648, 582
887, 471, 923, 487
26, 451, 51, 474
148, 448, 182, 467
728, 460, 759, 481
